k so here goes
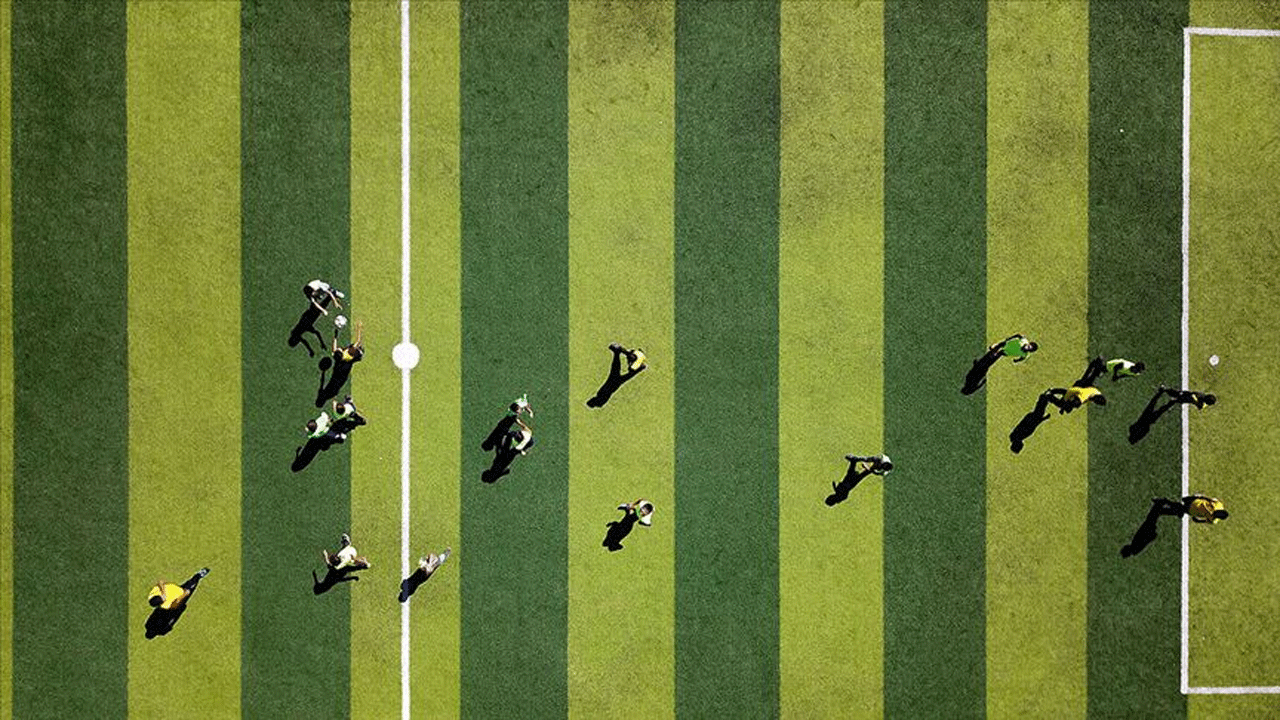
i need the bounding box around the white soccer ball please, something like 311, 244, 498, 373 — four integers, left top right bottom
334, 315, 348, 329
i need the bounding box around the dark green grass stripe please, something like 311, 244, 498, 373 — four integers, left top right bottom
882, 2, 986, 717
459, 2, 568, 717
1087, 2, 1188, 717
11, 3, 128, 717
240, 2, 351, 716
673, 3, 779, 717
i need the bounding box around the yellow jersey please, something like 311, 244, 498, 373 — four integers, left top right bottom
1065, 386, 1102, 406
148, 582, 187, 611
629, 350, 647, 372
1187, 496, 1225, 523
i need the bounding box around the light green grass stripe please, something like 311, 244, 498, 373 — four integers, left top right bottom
409, 2, 461, 715
985, 2, 1088, 717
0, 4, 12, 717
567, 3, 674, 718
1187, 29, 1280, 697
1187, 7, 1280, 716
125, 1, 240, 714
349, 3, 401, 717
778, 2, 883, 717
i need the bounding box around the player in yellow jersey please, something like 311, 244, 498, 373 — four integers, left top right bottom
586, 343, 648, 408
1044, 356, 1108, 414
145, 567, 209, 637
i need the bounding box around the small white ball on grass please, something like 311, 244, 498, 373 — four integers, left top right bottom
1209, 354, 1219, 367
334, 315, 348, 329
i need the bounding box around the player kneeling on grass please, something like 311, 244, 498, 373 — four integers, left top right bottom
324, 533, 371, 572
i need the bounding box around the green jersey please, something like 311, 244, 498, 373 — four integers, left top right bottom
1002, 337, 1031, 360
1106, 359, 1140, 378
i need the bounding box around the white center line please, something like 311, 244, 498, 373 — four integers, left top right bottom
400, 1, 412, 719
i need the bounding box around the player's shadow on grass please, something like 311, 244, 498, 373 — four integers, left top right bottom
145, 603, 189, 639
288, 305, 325, 358
586, 348, 645, 408
1010, 392, 1054, 454
398, 568, 432, 602
1128, 389, 1179, 445
312, 566, 361, 595
1121, 498, 1184, 558
961, 347, 1002, 395
480, 415, 534, 483
291, 418, 361, 473
602, 511, 639, 551
825, 465, 875, 507
316, 355, 355, 408
144, 570, 207, 639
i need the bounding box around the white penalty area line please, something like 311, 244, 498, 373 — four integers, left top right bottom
1180, 25, 1280, 697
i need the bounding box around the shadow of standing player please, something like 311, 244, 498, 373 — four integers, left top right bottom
288, 304, 326, 358
1009, 392, 1054, 454
587, 344, 646, 408
312, 566, 360, 595
825, 463, 875, 507
144, 568, 209, 639
602, 511, 638, 551
961, 346, 1003, 395
1121, 498, 1186, 558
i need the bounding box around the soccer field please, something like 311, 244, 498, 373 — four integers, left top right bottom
4, 1, 1280, 718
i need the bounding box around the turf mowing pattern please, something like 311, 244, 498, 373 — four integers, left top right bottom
459, 2, 569, 717
985, 2, 1089, 716
408, 1, 463, 716
11, 2, 129, 717
1187, 6, 1280, 717
567, 2, 675, 717
778, 2, 884, 716
883, 2, 988, 716
0, 3, 13, 716
126, 1, 242, 714
1087, 2, 1188, 718
1187, 27, 1280, 693
7, 1, 1280, 717
239, 1, 352, 715
673, 2, 780, 717
349, 2, 403, 716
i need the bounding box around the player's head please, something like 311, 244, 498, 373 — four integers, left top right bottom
879, 459, 894, 472
1132, 361, 1146, 374
1025, 341, 1038, 353
638, 502, 653, 516
1093, 395, 1108, 406
306, 420, 318, 433
1213, 509, 1229, 520
148, 591, 163, 608
1203, 394, 1217, 406
509, 402, 520, 413
349, 346, 364, 361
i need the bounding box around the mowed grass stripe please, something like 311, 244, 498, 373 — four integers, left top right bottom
883, 2, 987, 716
567, 3, 674, 717
0, 3, 12, 716
985, 2, 1088, 716
1086, 1, 1187, 718
349, 3, 401, 717
778, 2, 883, 717
409, 1, 461, 715
460, 3, 568, 716
11, 3, 129, 716
126, 2, 241, 714
1187, 33, 1280, 690
673, 3, 779, 717
240, 2, 352, 715
1187, 8, 1280, 717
